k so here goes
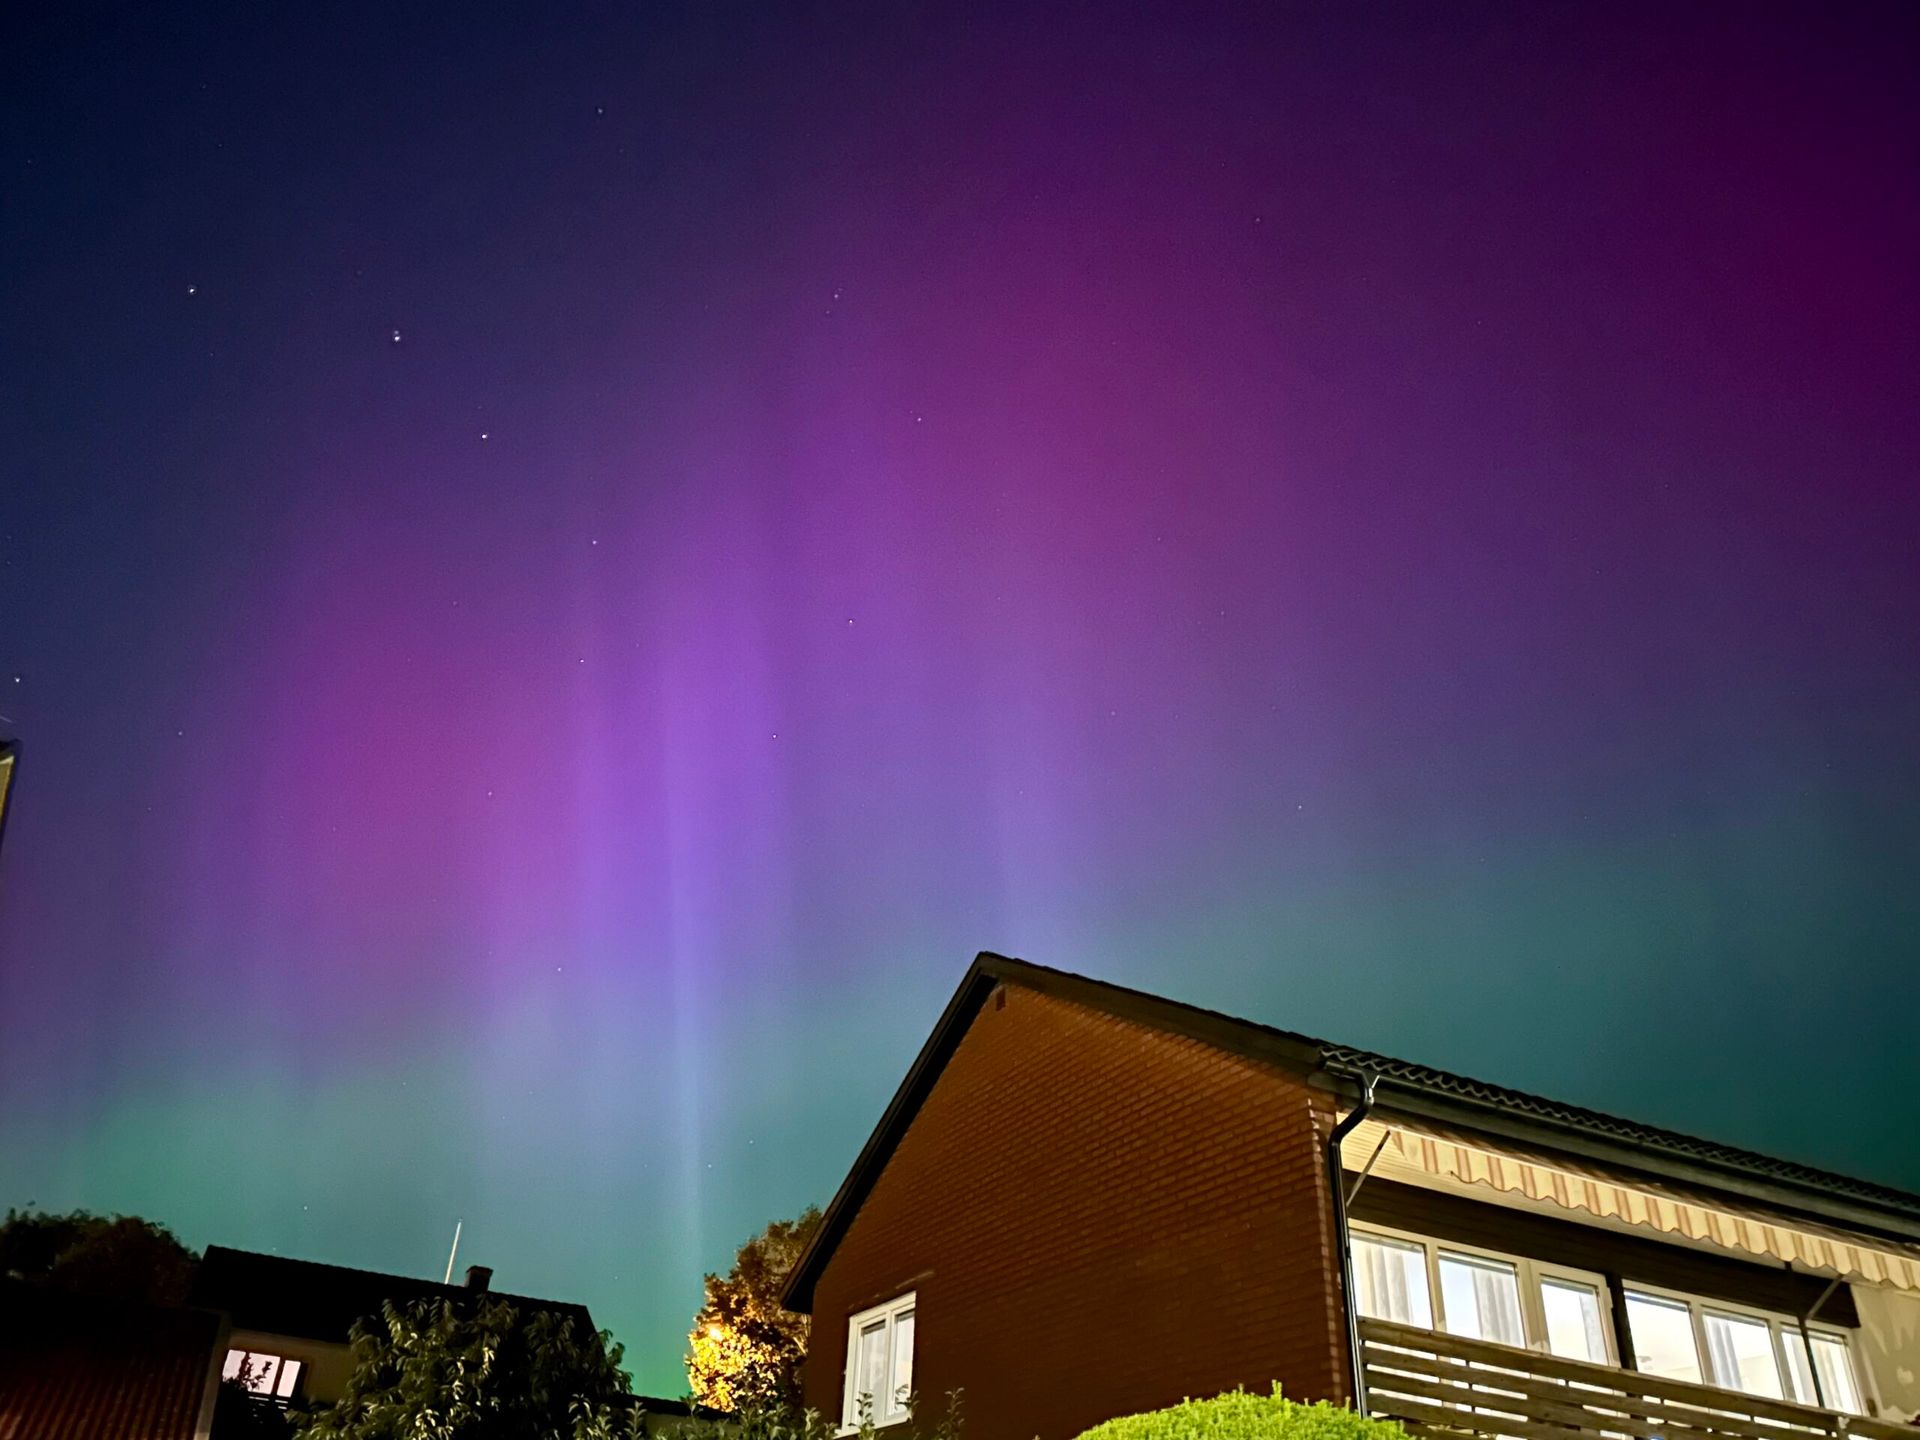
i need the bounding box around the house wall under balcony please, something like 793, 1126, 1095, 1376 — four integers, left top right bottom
1853, 1284, 1920, 1422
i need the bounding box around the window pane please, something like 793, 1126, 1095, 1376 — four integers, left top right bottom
854, 1321, 888, 1419
226, 1353, 280, 1395
1626, 1292, 1703, 1381
1811, 1335, 1861, 1414
1541, 1278, 1609, 1363
889, 1310, 915, 1416
1352, 1235, 1433, 1328
275, 1359, 302, 1399
1703, 1310, 1785, 1399
1438, 1252, 1525, 1348
1785, 1335, 1816, 1405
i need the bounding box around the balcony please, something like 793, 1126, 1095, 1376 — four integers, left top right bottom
1361, 1318, 1911, 1440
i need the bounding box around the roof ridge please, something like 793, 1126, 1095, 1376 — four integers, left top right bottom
781, 952, 1920, 1314
196, 1246, 584, 1313
978, 955, 1920, 1213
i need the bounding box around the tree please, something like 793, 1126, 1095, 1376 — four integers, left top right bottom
686, 1207, 823, 1413
0, 1205, 198, 1306
211, 1360, 294, 1440
293, 1294, 639, 1440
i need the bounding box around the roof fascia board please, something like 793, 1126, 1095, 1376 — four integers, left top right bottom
781, 956, 1001, 1311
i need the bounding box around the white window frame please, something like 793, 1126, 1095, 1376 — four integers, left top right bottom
1353, 1223, 1618, 1364
839, 1292, 916, 1433
222, 1348, 302, 1401
1350, 1226, 1869, 1414
1621, 1282, 1866, 1414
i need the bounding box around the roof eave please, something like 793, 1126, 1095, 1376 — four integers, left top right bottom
784, 955, 1920, 1313
1330, 1077, 1920, 1251
781, 955, 1003, 1313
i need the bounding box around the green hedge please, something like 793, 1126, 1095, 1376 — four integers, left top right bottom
1072, 1389, 1407, 1440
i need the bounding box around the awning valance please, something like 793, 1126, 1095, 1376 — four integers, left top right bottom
1341, 1115, 1920, 1294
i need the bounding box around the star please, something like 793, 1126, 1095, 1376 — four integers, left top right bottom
480, 432, 489, 441
391, 328, 403, 343
187, 285, 197, 295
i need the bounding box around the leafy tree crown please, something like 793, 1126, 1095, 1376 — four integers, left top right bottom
294, 1294, 639, 1440
685, 1207, 822, 1412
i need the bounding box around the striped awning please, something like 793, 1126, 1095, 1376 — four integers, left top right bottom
1341, 1115, 1920, 1293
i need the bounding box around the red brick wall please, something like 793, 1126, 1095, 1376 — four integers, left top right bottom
802, 983, 1348, 1440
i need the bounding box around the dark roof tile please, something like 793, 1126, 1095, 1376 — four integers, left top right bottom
0, 1281, 219, 1440
191, 1247, 594, 1344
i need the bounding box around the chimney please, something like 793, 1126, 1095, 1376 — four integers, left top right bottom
465, 1265, 493, 1293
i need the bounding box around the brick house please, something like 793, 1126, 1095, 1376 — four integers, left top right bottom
783, 955, 1920, 1440
188, 1247, 597, 1414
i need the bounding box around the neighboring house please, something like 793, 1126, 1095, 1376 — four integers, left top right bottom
189, 1247, 596, 1413
0, 1279, 224, 1440
783, 954, 1920, 1440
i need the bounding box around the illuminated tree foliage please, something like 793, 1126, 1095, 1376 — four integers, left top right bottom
295, 1295, 639, 1440
686, 1207, 822, 1413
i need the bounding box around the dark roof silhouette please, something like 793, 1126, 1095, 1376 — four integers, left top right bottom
785, 952, 1920, 1311
0, 1280, 220, 1440
191, 1246, 594, 1343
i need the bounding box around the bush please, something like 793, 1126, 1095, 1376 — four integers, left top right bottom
1073, 1389, 1406, 1440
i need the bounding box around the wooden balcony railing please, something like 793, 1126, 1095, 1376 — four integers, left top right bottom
1360, 1318, 1912, 1440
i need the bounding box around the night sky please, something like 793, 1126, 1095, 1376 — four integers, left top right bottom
3, 0, 1918, 1395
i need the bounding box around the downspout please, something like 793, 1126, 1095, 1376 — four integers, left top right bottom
1795, 1274, 1844, 1411
1327, 1070, 1379, 1414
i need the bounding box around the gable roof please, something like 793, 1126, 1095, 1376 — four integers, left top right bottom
191, 1247, 594, 1343
0, 1280, 221, 1440
782, 953, 1920, 1311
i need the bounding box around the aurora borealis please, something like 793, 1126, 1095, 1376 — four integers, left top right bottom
2, 0, 1917, 1395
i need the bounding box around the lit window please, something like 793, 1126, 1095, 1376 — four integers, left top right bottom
1353, 1234, 1433, 1328
222, 1349, 302, 1400
1438, 1251, 1526, 1348
1625, 1288, 1862, 1411
1540, 1277, 1609, 1364
1704, 1309, 1784, 1399
1811, 1333, 1862, 1414
1351, 1226, 1610, 1361
1350, 1227, 1865, 1411
1625, 1291, 1704, 1381
1786, 1330, 1864, 1414
841, 1293, 915, 1430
